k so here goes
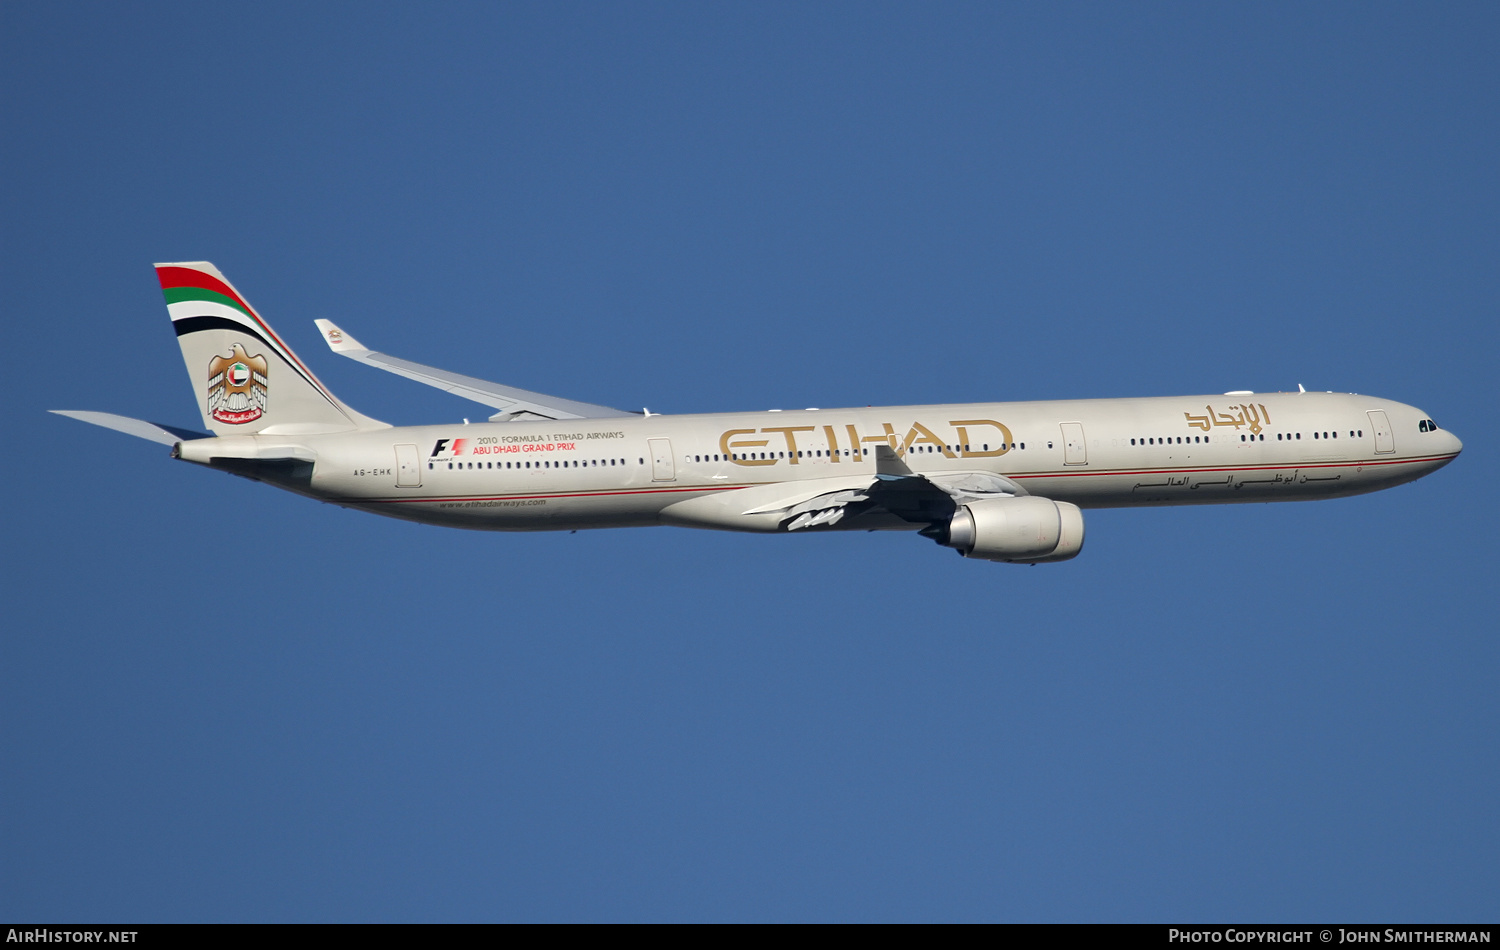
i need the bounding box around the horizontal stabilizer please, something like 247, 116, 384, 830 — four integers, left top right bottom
51, 410, 209, 445
313, 319, 633, 422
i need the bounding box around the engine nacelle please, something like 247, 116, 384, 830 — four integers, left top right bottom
939, 496, 1085, 563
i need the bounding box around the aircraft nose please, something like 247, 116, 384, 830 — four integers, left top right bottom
1447, 428, 1463, 456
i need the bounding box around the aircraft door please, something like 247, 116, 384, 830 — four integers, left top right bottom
648, 438, 676, 481
1060, 422, 1087, 465
395, 443, 422, 487
1367, 410, 1395, 454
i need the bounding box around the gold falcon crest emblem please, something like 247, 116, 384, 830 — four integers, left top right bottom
207, 343, 268, 425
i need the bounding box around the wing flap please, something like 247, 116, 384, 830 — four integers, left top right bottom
313, 319, 632, 421
923, 470, 1028, 502
669, 465, 1033, 533
739, 475, 879, 515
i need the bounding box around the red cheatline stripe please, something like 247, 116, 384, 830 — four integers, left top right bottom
366, 485, 753, 505
351, 456, 1452, 507
361, 454, 1457, 505
1009, 453, 1458, 480
156, 264, 338, 407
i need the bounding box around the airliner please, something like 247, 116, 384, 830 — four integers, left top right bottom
53, 262, 1462, 564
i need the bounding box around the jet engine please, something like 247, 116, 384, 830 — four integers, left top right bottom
930, 495, 1086, 563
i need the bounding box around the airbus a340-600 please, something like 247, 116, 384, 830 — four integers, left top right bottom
54, 262, 1461, 564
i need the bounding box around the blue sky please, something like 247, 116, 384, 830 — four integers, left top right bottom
2, 2, 1496, 922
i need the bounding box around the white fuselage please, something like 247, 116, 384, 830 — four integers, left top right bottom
174, 391, 1461, 533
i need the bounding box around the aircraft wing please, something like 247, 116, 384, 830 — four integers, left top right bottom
738, 448, 1029, 531
313, 319, 635, 422
51, 410, 210, 445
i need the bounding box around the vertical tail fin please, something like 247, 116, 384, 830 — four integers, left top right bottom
157, 262, 386, 435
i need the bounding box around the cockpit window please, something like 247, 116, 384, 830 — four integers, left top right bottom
1420, 420, 1429, 432
1420, 419, 1439, 432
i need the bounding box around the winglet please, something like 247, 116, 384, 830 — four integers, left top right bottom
313, 319, 368, 355
309, 318, 633, 421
